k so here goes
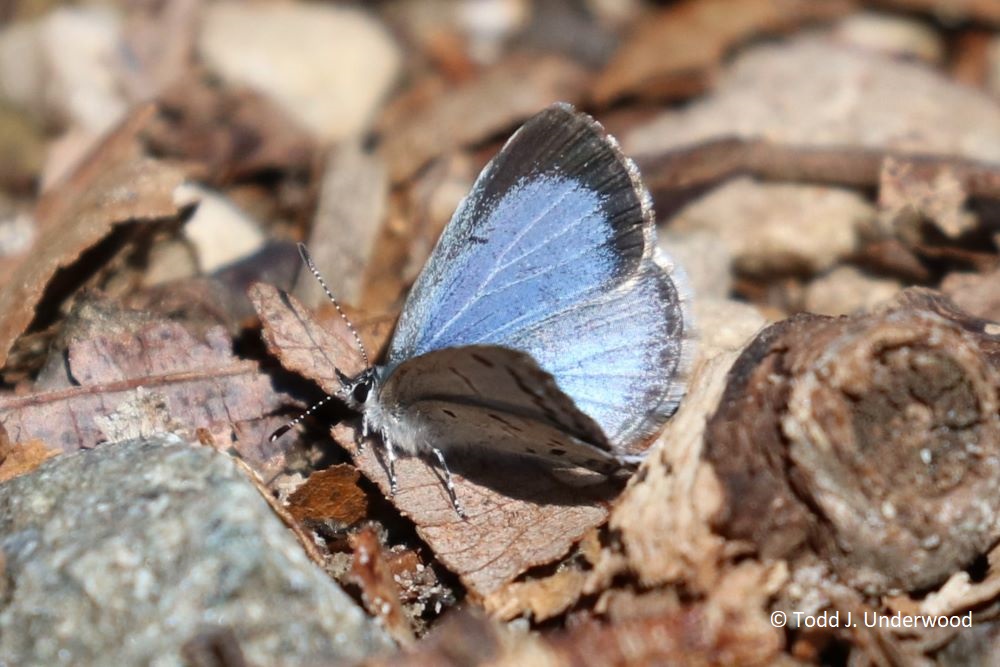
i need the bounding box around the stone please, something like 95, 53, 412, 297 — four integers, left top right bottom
174, 184, 266, 273
803, 265, 902, 316
0, 7, 128, 135
831, 11, 944, 64
198, 3, 401, 141
669, 177, 874, 276
659, 228, 732, 300
627, 37, 1000, 165
0, 436, 392, 666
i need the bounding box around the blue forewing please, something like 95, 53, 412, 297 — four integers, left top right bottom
378, 103, 692, 462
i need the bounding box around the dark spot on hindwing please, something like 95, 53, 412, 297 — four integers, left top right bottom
488, 413, 523, 432
549, 448, 566, 456
442, 408, 457, 418
470, 352, 496, 368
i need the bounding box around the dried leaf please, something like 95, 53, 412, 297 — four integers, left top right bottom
287, 464, 368, 527
147, 77, 316, 182
342, 422, 612, 598
593, 0, 853, 104
378, 54, 587, 183
0, 104, 187, 369
483, 567, 588, 622
351, 526, 415, 646
0, 437, 58, 483
0, 312, 291, 480
248, 282, 369, 388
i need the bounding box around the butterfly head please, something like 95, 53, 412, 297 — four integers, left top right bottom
336, 367, 379, 410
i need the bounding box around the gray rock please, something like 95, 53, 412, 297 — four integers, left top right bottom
0, 435, 393, 666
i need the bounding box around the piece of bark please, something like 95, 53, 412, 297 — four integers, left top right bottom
706, 289, 1000, 595
294, 141, 387, 310
377, 53, 588, 183
0, 104, 187, 370
369, 564, 787, 667
878, 156, 976, 242
592, 0, 853, 105
350, 525, 416, 647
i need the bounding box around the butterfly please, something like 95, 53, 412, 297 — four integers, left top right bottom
273, 103, 693, 518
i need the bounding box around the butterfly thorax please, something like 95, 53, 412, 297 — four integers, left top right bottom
341, 365, 427, 458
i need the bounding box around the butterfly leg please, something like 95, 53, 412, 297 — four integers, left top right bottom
431, 447, 466, 519
384, 438, 399, 495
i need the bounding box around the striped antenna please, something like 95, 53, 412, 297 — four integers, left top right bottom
297, 243, 369, 367
269, 244, 369, 442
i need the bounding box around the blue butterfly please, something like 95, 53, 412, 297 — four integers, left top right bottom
283, 103, 692, 517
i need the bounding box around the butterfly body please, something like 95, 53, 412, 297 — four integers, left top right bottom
310, 103, 693, 514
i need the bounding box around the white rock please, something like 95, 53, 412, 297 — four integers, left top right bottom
669, 177, 874, 276
627, 37, 1000, 164
0, 7, 127, 135
804, 266, 902, 316
659, 229, 732, 300
199, 3, 401, 141
174, 184, 266, 273
832, 11, 944, 64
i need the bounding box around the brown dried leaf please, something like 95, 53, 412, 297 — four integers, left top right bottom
248, 282, 369, 389
0, 312, 291, 480
0, 105, 187, 369
378, 53, 588, 183
287, 464, 368, 527
593, 0, 853, 104
341, 422, 612, 598
351, 526, 416, 646
483, 567, 588, 622
0, 437, 58, 483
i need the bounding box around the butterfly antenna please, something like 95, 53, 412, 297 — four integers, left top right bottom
297, 242, 369, 368
270, 244, 370, 442
269, 394, 337, 442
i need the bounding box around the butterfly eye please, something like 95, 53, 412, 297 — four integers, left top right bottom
352, 381, 370, 404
